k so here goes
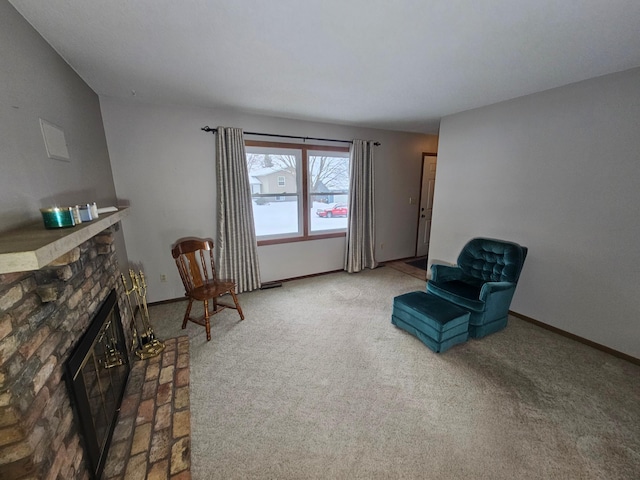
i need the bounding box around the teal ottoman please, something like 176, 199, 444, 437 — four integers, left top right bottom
392, 291, 470, 353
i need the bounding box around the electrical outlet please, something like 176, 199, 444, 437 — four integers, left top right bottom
160, 274, 167, 282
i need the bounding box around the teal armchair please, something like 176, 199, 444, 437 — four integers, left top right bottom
427, 238, 527, 338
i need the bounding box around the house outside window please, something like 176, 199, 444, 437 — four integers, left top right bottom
246, 141, 350, 244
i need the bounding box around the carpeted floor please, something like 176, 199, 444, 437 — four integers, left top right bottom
149, 267, 640, 479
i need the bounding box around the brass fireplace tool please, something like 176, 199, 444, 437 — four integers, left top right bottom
99, 318, 126, 369
121, 269, 166, 359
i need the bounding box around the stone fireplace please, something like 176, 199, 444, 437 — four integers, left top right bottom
0, 224, 133, 479
1, 209, 192, 480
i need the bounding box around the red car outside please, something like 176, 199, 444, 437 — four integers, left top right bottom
316, 203, 348, 218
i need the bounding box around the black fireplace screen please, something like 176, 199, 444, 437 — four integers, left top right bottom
66, 289, 130, 480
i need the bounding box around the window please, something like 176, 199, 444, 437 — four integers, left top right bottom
246, 141, 350, 244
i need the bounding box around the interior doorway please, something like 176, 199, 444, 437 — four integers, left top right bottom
415, 153, 437, 257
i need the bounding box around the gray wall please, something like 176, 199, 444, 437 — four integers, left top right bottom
430, 67, 640, 358
100, 97, 437, 302
0, 1, 119, 231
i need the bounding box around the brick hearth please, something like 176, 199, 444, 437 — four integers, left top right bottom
103, 336, 191, 480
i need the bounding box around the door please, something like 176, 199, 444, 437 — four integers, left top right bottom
416, 153, 437, 257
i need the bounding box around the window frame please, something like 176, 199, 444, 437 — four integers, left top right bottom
246, 140, 350, 246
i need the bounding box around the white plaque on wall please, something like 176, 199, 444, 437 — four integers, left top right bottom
39, 118, 70, 161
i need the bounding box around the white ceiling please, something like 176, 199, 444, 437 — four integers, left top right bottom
9, 0, 640, 133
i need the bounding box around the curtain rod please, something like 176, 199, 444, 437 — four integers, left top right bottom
201, 126, 380, 146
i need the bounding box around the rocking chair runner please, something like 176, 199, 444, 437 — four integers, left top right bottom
171, 237, 244, 341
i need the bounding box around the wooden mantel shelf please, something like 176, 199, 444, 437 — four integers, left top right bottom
0, 207, 129, 274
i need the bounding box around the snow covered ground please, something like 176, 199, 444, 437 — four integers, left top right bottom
252, 200, 347, 236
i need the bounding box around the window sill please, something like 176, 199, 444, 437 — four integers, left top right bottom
257, 232, 346, 246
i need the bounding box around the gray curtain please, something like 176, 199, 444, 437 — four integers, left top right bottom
215, 126, 261, 292
344, 139, 378, 273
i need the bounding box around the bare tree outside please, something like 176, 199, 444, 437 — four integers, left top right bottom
266, 155, 296, 175
246, 153, 267, 171
308, 156, 349, 192
246, 154, 348, 193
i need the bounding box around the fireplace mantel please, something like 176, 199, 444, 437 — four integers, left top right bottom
0, 207, 129, 274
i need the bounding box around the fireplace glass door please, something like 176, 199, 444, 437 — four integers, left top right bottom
66, 289, 130, 480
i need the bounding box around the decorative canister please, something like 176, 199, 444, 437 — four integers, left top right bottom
72, 205, 82, 224
40, 207, 76, 229
79, 204, 93, 222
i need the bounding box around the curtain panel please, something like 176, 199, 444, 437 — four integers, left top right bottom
344, 139, 378, 273
215, 126, 261, 293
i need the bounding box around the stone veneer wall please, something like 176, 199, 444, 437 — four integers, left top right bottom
0, 227, 132, 480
